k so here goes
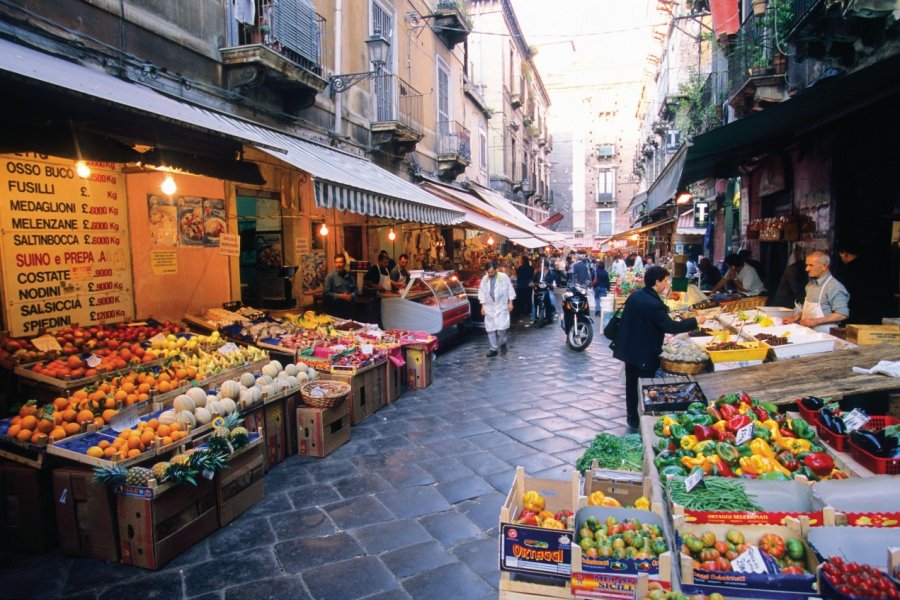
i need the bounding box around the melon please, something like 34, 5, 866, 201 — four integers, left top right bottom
194, 407, 212, 425
158, 410, 177, 425
286, 375, 299, 388
260, 384, 274, 398
297, 372, 309, 384
206, 399, 223, 416
173, 394, 196, 413
270, 379, 284, 394
186, 387, 207, 406
246, 386, 261, 404
219, 398, 237, 415
206, 395, 219, 409
256, 374, 273, 386
261, 361, 280, 378
176, 410, 196, 428
284, 364, 299, 377
307, 368, 318, 381
240, 372, 256, 388
219, 380, 241, 400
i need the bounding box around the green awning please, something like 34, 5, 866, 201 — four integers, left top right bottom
680, 53, 900, 187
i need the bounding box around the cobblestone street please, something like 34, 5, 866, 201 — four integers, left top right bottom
0, 317, 629, 600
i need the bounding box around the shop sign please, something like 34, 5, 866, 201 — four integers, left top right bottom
693, 201, 710, 229
219, 233, 240, 257
0, 153, 134, 337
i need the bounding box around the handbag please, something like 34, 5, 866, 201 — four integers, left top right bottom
603, 311, 622, 342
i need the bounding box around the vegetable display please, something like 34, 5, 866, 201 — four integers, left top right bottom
651, 392, 846, 481
680, 530, 808, 574
851, 424, 900, 459
667, 477, 763, 512
575, 432, 643, 474
576, 516, 668, 560
821, 557, 900, 599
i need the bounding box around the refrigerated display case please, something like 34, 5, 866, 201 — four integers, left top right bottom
381, 271, 470, 334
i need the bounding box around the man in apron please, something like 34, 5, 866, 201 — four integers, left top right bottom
364, 253, 393, 294
477, 261, 516, 357
784, 250, 849, 332
389, 253, 410, 292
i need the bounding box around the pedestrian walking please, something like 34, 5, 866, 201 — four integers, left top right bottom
592, 260, 610, 316
477, 261, 516, 357
514, 254, 534, 319
612, 266, 705, 431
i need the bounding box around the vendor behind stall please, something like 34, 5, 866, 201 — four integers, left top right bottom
323, 255, 357, 319
784, 250, 849, 333
364, 254, 393, 294
390, 253, 410, 291
709, 253, 766, 296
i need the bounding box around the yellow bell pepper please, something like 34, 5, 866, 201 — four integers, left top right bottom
739, 455, 769, 475
712, 420, 727, 435
693, 440, 716, 454
749, 439, 792, 476
523, 490, 545, 512
782, 438, 812, 454
680, 435, 699, 451
761, 420, 782, 441
634, 496, 650, 511
662, 416, 678, 427
681, 456, 711, 472
541, 517, 565, 530
738, 401, 751, 414
588, 491, 606, 506
539, 510, 555, 522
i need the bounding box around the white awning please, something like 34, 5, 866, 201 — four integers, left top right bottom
467, 183, 568, 245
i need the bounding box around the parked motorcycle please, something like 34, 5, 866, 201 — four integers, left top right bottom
559, 283, 593, 351
532, 282, 553, 327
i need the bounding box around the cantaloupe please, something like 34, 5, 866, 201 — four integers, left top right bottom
246, 386, 261, 404
284, 364, 299, 377
262, 361, 280, 378
194, 407, 212, 425
240, 372, 256, 388
173, 394, 196, 413
186, 387, 207, 406
206, 399, 223, 416
260, 384, 274, 398
255, 375, 273, 387
158, 410, 177, 425
219, 380, 241, 400
219, 398, 237, 415
176, 410, 196, 428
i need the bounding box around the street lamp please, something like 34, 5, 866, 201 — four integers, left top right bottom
329, 31, 390, 97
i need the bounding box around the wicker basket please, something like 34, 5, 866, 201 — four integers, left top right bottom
660, 357, 708, 375
300, 380, 351, 409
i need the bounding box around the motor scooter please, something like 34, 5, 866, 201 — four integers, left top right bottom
532, 282, 552, 327
559, 283, 593, 351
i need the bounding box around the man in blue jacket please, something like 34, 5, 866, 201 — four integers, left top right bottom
613, 266, 705, 431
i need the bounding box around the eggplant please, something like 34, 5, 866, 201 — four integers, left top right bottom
851, 430, 885, 456
819, 408, 837, 432
832, 417, 848, 435
801, 396, 825, 411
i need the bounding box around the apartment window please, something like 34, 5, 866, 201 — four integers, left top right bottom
598, 169, 615, 202
479, 122, 487, 171
437, 58, 450, 133
596, 209, 614, 236
509, 43, 514, 90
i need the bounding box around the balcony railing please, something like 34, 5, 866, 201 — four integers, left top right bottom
237, 3, 325, 76
374, 75, 423, 134
727, 14, 777, 97
783, 0, 821, 39
437, 120, 471, 161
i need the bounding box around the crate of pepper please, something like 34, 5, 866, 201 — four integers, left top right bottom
649, 392, 846, 483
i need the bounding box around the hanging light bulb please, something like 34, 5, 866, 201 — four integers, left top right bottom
387, 227, 396, 241
75, 161, 91, 178
161, 174, 177, 195
487, 235, 495, 246
319, 222, 329, 236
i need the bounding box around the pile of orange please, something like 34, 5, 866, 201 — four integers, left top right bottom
85, 418, 188, 460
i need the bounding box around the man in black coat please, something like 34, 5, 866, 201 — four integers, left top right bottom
613, 266, 705, 431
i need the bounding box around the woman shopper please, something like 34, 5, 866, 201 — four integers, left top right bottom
477, 261, 516, 357
613, 266, 705, 431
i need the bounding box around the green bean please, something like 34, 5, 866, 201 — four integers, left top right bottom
667, 476, 762, 511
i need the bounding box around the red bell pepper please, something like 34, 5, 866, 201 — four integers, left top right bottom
694, 424, 720, 442
722, 431, 736, 444
707, 405, 722, 421
718, 403, 738, 420
779, 427, 797, 439
751, 405, 769, 422
710, 456, 734, 477
739, 392, 754, 404
727, 414, 752, 433
803, 452, 835, 477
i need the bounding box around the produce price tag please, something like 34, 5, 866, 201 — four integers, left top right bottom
218, 342, 239, 356
110, 405, 140, 433
150, 333, 167, 343
85, 354, 102, 368
360, 344, 373, 355
684, 469, 704, 492
126, 322, 148, 327
736, 423, 754, 445
31, 334, 62, 352
731, 546, 768, 574
843, 408, 870, 432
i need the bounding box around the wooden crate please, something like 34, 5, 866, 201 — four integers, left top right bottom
297, 397, 351, 458
217, 437, 265, 527
53, 465, 119, 561
0, 460, 57, 553
385, 360, 406, 404
263, 399, 287, 468
116, 476, 218, 569
845, 324, 900, 346
321, 363, 384, 425
499, 572, 572, 599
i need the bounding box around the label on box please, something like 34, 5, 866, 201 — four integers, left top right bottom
736, 423, 754, 445
150, 333, 167, 343
126, 322, 148, 327
85, 354, 102, 368
501, 523, 572, 579
58, 488, 68, 504
683, 509, 825, 526
31, 334, 62, 352
843, 408, 870, 432
218, 342, 239, 356
731, 546, 768, 574
110, 405, 140, 432
360, 344, 373, 355
571, 573, 670, 599
684, 469, 704, 492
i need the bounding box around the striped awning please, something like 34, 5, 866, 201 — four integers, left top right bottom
467, 183, 568, 245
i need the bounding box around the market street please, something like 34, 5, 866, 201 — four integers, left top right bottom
0, 318, 628, 600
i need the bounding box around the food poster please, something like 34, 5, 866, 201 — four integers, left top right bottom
147, 194, 178, 246
256, 233, 283, 269
177, 196, 205, 246
202, 198, 226, 246
300, 252, 327, 295
0, 153, 135, 336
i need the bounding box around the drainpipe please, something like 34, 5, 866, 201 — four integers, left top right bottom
333, 0, 342, 135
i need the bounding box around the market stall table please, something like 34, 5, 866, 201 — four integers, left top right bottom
691, 344, 900, 406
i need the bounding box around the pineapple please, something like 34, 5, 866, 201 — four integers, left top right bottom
220, 412, 243, 431
166, 453, 198, 486
192, 448, 228, 478
125, 466, 153, 487
206, 428, 233, 455
92, 463, 127, 486
151, 462, 170, 483
230, 426, 250, 449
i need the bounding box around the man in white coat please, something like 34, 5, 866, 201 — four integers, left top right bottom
477, 261, 516, 357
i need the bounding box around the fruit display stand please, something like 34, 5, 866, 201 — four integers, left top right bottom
499, 466, 580, 598
115, 470, 219, 570
53, 464, 119, 560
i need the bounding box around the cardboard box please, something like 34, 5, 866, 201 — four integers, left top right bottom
53, 466, 119, 560
499, 466, 579, 580
581, 468, 652, 511
385, 361, 406, 404
282, 391, 300, 458
116, 477, 218, 570
217, 437, 265, 527
845, 324, 900, 346
0, 461, 56, 553
366, 362, 386, 414
405, 347, 432, 389
322, 365, 384, 425
297, 397, 351, 457
263, 400, 287, 468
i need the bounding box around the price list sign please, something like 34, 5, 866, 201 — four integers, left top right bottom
0, 153, 134, 336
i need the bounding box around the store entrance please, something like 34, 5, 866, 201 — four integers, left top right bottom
237, 193, 284, 307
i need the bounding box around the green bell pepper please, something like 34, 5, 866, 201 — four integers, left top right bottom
790, 417, 815, 440
654, 450, 681, 471
659, 464, 688, 478
654, 437, 670, 453
759, 471, 792, 481
737, 443, 754, 458
686, 402, 706, 414
752, 424, 771, 441
716, 442, 741, 465
669, 423, 688, 441
654, 420, 667, 437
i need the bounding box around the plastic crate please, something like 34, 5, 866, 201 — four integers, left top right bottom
796, 400, 820, 426
847, 416, 900, 475
818, 415, 898, 455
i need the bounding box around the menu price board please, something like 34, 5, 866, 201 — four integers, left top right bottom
0, 153, 134, 336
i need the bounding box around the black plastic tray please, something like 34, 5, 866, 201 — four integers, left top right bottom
641, 381, 706, 414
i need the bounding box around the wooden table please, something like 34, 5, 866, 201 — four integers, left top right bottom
692, 344, 900, 405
